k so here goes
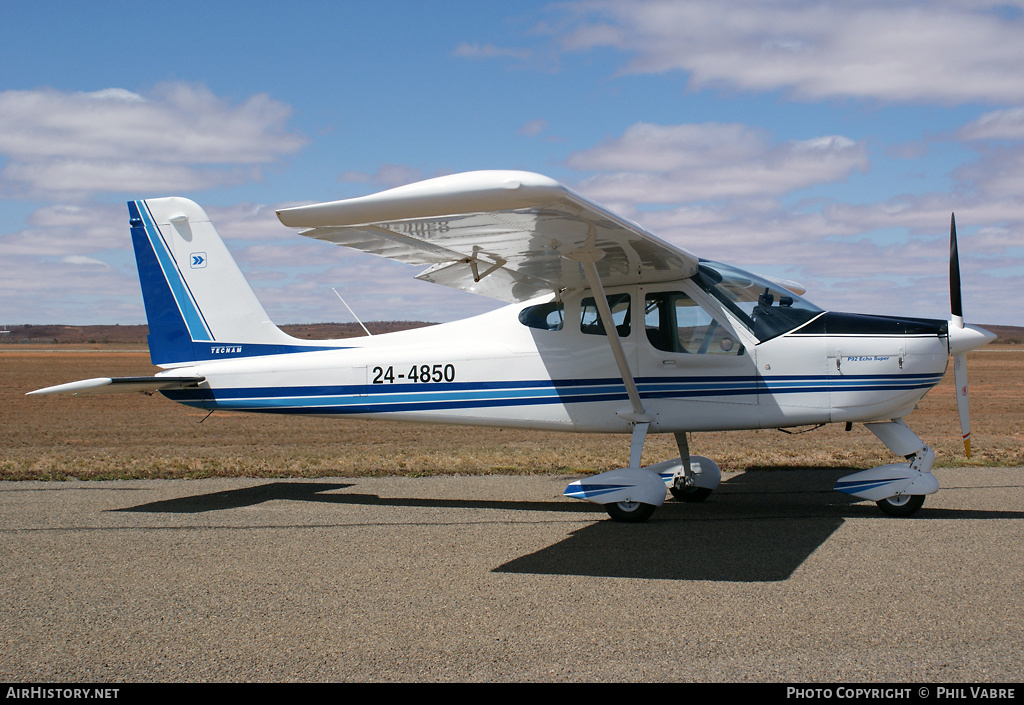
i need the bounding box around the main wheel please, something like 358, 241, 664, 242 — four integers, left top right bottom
605, 501, 656, 523
875, 494, 925, 517
670, 484, 712, 503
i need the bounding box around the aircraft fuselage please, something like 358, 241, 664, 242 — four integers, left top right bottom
158, 283, 949, 436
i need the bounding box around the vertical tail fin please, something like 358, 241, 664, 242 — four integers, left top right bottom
128, 197, 304, 366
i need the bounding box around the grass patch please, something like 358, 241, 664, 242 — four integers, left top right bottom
5, 347, 1022, 481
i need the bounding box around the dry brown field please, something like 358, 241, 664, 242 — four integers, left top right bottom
3, 345, 1022, 481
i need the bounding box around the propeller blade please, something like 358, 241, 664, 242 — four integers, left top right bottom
953, 353, 971, 458
947, 212, 987, 457
950, 213, 968, 456
950, 213, 963, 329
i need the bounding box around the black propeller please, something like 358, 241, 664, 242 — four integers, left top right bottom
950, 213, 963, 321
949, 213, 972, 457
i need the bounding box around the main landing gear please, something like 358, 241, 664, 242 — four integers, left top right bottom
670, 484, 713, 503
562, 431, 722, 523
668, 432, 717, 504
605, 500, 658, 523
875, 493, 927, 518
597, 451, 720, 522
568, 419, 939, 521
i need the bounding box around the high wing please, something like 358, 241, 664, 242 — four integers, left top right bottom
276, 171, 699, 303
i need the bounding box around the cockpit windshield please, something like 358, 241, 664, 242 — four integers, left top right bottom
693, 261, 823, 343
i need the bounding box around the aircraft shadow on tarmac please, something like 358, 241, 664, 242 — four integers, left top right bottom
113, 470, 1024, 583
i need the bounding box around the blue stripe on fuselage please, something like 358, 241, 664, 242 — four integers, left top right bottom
160, 372, 944, 414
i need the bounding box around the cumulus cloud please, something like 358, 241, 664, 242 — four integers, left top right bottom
205, 203, 299, 242
554, 0, 1024, 103
60, 255, 110, 268
0, 203, 125, 257
0, 83, 307, 198
567, 122, 868, 202
517, 119, 549, 137
338, 164, 428, 189
958, 107, 1024, 141
451, 43, 533, 61
0, 248, 143, 324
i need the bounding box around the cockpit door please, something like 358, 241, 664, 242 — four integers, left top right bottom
637, 283, 758, 409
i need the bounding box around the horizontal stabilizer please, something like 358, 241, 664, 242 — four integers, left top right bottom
27, 376, 205, 396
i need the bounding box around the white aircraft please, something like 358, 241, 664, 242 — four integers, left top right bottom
30, 171, 996, 521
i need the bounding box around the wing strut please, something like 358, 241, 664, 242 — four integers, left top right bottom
574, 251, 651, 467
576, 257, 646, 419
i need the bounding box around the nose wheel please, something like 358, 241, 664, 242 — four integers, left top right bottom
875, 494, 925, 517
605, 501, 657, 523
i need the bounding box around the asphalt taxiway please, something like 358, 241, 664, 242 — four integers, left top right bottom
2, 467, 1022, 682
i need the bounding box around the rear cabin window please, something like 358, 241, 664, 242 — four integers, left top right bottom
519, 301, 564, 331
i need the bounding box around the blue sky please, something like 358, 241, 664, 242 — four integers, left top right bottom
2, 0, 1023, 327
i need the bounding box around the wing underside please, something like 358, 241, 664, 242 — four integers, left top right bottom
276, 171, 698, 302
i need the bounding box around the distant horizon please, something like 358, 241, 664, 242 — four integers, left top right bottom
2, 320, 439, 327
4, 320, 1023, 334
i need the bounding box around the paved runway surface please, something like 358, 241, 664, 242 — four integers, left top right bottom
2, 468, 1022, 682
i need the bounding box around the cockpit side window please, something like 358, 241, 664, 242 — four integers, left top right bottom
580, 293, 631, 337
644, 291, 742, 355
519, 301, 564, 331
